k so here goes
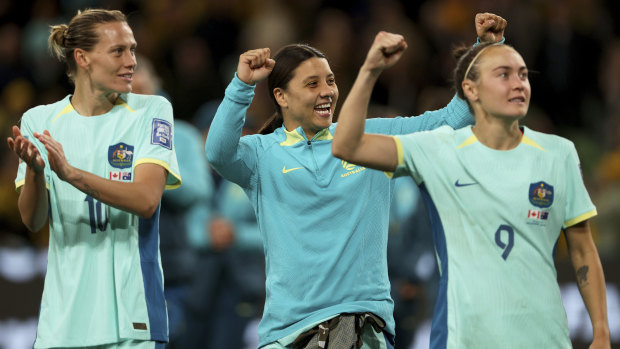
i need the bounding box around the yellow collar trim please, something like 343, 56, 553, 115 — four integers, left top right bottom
280, 128, 306, 146
457, 133, 546, 151
52, 96, 134, 123
314, 128, 333, 141
280, 127, 333, 146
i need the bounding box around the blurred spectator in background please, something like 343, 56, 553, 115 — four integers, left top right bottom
388, 176, 434, 348
132, 53, 166, 97
133, 54, 209, 348
160, 119, 212, 348
178, 101, 263, 349
592, 38, 620, 259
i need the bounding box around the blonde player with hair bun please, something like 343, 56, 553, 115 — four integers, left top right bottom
7, 8, 181, 349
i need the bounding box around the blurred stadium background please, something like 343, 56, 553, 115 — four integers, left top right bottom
0, 0, 618, 348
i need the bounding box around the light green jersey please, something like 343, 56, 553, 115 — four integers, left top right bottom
393, 126, 596, 349
15, 94, 181, 348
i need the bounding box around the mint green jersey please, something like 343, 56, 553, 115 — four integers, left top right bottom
393, 126, 596, 349
15, 94, 181, 348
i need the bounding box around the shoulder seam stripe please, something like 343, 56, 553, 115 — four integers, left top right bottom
115, 97, 135, 113
521, 135, 545, 151
51, 103, 75, 123
457, 135, 478, 149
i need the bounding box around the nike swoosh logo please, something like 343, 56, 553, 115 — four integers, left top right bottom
282, 166, 303, 174
454, 180, 479, 187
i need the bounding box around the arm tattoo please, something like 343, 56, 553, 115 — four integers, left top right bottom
576, 265, 589, 287
75, 173, 100, 199
83, 184, 100, 199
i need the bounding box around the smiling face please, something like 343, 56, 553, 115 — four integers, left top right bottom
466, 46, 531, 121
274, 57, 338, 139
80, 21, 137, 95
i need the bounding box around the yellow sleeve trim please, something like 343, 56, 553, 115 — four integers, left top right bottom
15, 179, 50, 192
383, 137, 403, 179
393, 136, 404, 167
134, 158, 182, 190
15, 179, 26, 189
564, 209, 597, 228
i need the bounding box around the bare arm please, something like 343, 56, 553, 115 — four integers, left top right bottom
18, 167, 49, 231
565, 220, 610, 349
332, 31, 406, 172
7, 126, 48, 232
35, 130, 167, 219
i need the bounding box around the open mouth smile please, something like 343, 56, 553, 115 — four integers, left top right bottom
314, 102, 332, 117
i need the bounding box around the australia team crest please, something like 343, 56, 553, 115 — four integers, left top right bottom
529, 181, 554, 208
108, 142, 134, 169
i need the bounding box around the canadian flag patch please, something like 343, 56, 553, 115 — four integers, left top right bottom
527, 209, 549, 220
110, 171, 132, 181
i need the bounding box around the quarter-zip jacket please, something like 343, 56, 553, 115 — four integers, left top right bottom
205, 75, 472, 347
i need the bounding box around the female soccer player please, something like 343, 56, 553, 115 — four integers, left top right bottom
205, 13, 506, 349
7, 9, 181, 349
332, 40, 610, 348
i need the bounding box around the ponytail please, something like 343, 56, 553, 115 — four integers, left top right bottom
258, 113, 284, 135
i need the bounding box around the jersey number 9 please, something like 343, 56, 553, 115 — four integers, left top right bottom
494, 224, 514, 260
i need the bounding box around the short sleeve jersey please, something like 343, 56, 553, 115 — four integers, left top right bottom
393, 126, 596, 349
15, 94, 181, 348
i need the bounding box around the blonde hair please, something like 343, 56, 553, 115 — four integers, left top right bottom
48, 9, 127, 81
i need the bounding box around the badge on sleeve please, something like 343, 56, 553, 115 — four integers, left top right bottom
151, 119, 172, 150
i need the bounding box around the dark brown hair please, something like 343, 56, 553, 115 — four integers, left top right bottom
258, 44, 327, 135
48, 9, 127, 82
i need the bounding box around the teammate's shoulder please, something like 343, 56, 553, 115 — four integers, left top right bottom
123, 93, 171, 109
523, 126, 574, 150
403, 124, 456, 137
418, 125, 458, 140
241, 131, 271, 146
239, 128, 282, 152
22, 95, 72, 123
398, 125, 456, 152
435, 125, 458, 135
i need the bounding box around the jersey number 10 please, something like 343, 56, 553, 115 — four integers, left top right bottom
85, 195, 109, 234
